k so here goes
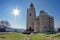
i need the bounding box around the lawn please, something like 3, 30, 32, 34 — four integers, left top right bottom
0, 32, 26, 40
0, 32, 60, 40
31, 33, 59, 40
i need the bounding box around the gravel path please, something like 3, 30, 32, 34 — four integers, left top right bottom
25, 35, 31, 40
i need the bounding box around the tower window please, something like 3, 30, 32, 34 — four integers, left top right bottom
30, 13, 31, 16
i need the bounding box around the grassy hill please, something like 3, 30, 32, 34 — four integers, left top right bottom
0, 32, 60, 40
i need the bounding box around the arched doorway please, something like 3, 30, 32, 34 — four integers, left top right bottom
26, 27, 34, 33
29, 27, 34, 32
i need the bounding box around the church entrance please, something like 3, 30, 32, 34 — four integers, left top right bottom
29, 27, 34, 32
26, 27, 34, 33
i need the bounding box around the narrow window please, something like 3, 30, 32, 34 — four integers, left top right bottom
30, 13, 31, 16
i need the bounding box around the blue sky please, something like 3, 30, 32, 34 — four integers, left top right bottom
0, 0, 60, 30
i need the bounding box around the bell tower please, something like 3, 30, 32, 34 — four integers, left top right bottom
26, 3, 36, 31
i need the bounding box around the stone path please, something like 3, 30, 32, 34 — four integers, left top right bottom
25, 35, 31, 40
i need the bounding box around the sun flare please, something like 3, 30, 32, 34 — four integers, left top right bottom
12, 8, 21, 16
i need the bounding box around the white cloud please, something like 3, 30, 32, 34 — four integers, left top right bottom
54, 23, 60, 31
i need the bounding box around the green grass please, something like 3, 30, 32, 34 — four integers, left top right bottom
31, 33, 48, 40
0, 32, 26, 40
30, 33, 59, 40
0, 32, 60, 40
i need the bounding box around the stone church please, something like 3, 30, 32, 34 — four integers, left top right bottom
26, 3, 54, 33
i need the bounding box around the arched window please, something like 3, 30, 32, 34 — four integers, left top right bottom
30, 13, 31, 16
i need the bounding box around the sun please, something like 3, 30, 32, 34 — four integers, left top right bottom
12, 8, 21, 16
